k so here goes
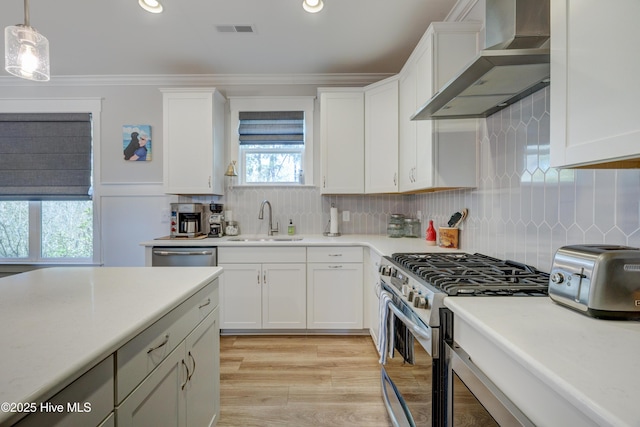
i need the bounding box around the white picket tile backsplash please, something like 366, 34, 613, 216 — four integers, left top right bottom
199, 87, 639, 273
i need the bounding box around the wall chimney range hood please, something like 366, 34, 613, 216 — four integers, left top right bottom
412, 0, 550, 120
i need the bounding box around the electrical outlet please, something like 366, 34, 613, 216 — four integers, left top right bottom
343, 210, 350, 222
161, 208, 171, 223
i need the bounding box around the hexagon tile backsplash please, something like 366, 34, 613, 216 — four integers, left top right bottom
414, 87, 640, 272
216, 87, 640, 274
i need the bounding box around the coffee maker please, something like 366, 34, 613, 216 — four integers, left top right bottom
208, 204, 225, 238
170, 203, 205, 238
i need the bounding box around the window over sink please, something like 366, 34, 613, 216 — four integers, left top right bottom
229, 97, 314, 186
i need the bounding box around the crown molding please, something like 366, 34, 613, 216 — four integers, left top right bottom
0, 73, 394, 87
445, 0, 482, 22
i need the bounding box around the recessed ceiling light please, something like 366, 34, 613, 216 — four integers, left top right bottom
302, 0, 324, 13
139, 0, 163, 13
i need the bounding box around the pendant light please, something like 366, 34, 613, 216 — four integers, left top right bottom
4, 0, 50, 81
302, 0, 324, 13
138, 0, 163, 14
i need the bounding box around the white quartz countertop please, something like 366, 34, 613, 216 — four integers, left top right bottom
444, 297, 640, 426
141, 234, 460, 257
0, 266, 222, 426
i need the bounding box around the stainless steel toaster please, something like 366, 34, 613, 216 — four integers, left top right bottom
549, 245, 640, 319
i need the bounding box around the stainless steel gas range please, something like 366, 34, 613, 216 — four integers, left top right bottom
377, 252, 549, 427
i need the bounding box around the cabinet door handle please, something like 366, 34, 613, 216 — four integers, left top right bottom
263, 273, 267, 285
328, 253, 343, 257
393, 172, 397, 186
147, 334, 169, 354
328, 265, 343, 269
188, 351, 196, 381
257, 273, 260, 284
198, 298, 211, 309
181, 359, 190, 390
208, 176, 212, 188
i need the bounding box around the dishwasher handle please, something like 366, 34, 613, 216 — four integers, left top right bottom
153, 250, 214, 256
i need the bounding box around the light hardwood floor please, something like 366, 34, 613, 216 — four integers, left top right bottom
218, 335, 398, 427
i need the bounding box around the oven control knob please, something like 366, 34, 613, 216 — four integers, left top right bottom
390, 267, 398, 277
550, 272, 565, 284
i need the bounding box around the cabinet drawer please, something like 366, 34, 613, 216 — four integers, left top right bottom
219, 246, 306, 263
15, 356, 114, 427
307, 246, 363, 263
116, 279, 218, 403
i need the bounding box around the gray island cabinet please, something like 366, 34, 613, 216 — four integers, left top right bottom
0, 267, 222, 427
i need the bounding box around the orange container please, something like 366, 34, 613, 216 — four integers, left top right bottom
439, 227, 459, 249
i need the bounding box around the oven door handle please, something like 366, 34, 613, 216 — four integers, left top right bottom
381, 290, 432, 344
381, 367, 416, 427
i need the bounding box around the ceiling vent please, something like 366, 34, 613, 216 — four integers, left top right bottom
215, 25, 256, 33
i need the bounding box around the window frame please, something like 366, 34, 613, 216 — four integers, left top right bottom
229, 96, 315, 187
0, 98, 102, 265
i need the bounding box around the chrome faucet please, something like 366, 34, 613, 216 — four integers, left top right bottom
258, 200, 279, 236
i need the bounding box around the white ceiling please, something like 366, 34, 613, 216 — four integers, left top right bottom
1, 0, 457, 77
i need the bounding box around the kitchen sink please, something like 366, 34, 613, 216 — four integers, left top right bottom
228, 237, 304, 242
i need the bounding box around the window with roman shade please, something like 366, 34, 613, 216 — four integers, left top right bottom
238, 110, 306, 184
0, 113, 92, 200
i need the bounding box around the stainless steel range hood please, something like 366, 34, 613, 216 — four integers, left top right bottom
412, 0, 550, 120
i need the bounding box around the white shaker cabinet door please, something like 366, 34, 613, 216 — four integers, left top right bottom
184, 308, 220, 427
262, 263, 307, 329
319, 89, 365, 194
219, 263, 262, 329
307, 263, 364, 329
550, 0, 640, 168
162, 88, 226, 194
117, 342, 187, 427
365, 77, 399, 193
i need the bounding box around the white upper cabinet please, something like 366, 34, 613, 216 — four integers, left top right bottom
399, 22, 481, 192
550, 0, 640, 168
365, 77, 399, 193
161, 88, 226, 195
318, 89, 365, 194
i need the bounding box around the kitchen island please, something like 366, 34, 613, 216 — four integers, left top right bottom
444, 297, 640, 427
0, 266, 222, 427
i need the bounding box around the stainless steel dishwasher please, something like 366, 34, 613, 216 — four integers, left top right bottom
151, 246, 217, 267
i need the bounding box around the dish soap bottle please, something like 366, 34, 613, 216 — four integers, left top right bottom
288, 219, 295, 235
426, 220, 436, 246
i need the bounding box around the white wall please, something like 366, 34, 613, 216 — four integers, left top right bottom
0, 78, 392, 266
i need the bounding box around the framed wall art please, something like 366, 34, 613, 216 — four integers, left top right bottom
123, 125, 152, 161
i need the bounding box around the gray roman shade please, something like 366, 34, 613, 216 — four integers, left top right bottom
238, 111, 304, 145
0, 113, 92, 200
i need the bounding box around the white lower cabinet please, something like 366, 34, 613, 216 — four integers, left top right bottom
118, 308, 219, 427
15, 356, 114, 427
307, 247, 364, 329
185, 307, 220, 427
117, 341, 187, 427
116, 280, 220, 427
365, 248, 382, 344
219, 247, 307, 330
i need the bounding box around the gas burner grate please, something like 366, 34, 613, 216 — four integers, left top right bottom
391, 252, 549, 296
